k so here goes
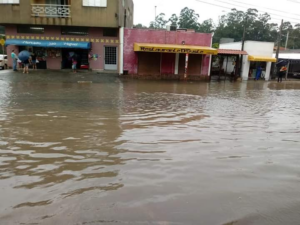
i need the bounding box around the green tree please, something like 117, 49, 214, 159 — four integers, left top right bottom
134, 24, 148, 29
149, 13, 168, 29
178, 7, 200, 30
169, 14, 179, 27
198, 19, 215, 33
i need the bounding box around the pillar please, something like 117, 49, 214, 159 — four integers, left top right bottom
265, 62, 272, 81
241, 55, 250, 81
174, 53, 179, 75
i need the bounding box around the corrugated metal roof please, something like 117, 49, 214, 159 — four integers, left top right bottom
218, 49, 248, 55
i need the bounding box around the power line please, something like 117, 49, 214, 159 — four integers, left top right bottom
217, 0, 300, 22
195, 0, 300, 24
230, 0, 300, 18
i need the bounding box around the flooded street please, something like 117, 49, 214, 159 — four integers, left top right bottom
1, 70, 300, 225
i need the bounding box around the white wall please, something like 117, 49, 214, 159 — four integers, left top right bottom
244, 41, 274, 57
219, 42, 242, 50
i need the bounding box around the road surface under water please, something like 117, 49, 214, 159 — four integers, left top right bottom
1, 71, 300, 225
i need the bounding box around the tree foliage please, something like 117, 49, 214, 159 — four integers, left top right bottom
144, 7, 300, 49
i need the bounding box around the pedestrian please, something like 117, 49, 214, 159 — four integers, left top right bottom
17, 59, 22, 71
278, 66, 287, 83
22, 56, 32, 74
31, 53, 37, 70
255, 65, 262, 81
72, 56, 77, 73
11, 50, 18, 71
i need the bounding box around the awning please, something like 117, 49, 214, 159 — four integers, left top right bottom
134, 43, 217, 55
218, 49, 248, 55
5, 39, 91, 49
248, 55, 277, 62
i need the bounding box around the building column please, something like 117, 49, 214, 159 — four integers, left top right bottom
242, 56, 250, 81
174, 53, 179, 75
265, 62, 272, 81
119, 27, 124, 75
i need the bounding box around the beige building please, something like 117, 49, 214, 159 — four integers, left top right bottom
1, 0, 134, 71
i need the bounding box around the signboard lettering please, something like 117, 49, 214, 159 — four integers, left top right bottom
139, 46, 206, 54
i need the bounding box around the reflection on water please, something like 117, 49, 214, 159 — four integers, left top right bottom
1, 73, 300, 225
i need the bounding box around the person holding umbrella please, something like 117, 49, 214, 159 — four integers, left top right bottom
278, 65, 287, 83
18, 50, 32, 74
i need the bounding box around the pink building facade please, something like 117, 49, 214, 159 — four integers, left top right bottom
5, 25, 120, 71
123, 29, 214, 80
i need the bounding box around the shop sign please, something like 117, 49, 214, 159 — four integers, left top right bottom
139, 47, 206, 54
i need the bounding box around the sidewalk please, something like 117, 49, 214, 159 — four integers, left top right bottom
0, 69, 120, 83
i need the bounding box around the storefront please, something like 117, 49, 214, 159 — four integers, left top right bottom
4, 25, 120, 71
5, 39, 91, 70
220, 41, 276, 81
123, 29, 216, 81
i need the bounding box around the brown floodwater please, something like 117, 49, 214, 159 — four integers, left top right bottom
1, 71, 300, 225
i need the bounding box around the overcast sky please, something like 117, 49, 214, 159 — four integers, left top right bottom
133, 0, 300, 27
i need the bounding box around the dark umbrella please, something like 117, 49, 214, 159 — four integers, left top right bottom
18, 50, 30, 62
276, 60, 288, 68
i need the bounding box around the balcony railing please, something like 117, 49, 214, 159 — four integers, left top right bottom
31, 4, 71, 18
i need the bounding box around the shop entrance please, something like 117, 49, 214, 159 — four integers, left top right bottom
19, 46, 47, 69
104, 46, 118, 70
61, 48, 89, 69
249, 61, 267, 79
178, 54, 202, 75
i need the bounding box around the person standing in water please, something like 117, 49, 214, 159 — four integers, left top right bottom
255, 65, 263, 81
72, 55, 78, 73
22, 56, 32, 74
31, 53, 37, 70
11, 50, 18, 72
278, 66, 287, 83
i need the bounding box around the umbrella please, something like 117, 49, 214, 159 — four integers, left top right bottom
276, 60, 288, 68
18, 50, 30, 62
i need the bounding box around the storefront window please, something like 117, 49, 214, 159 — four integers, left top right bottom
61, 26, 89, 36
17, 26, 45, 34
103, 28, 118, 37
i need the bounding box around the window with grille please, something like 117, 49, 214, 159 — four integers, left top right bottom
105, 47, 117, 65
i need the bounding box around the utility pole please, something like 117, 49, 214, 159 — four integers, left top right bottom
154, 6, 157, 29
285, 31, 289, 50
239, 17, 247, 77
274, 19, 284, 77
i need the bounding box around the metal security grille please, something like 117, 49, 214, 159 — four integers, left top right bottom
104, 47, 118, 70
105, 47, 117, 65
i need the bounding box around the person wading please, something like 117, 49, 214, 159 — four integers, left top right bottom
11, 50, 18, 72
278, 66, 287, 83
22, 56, 32, 74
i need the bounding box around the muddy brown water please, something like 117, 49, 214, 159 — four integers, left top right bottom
1, 71, 300, 225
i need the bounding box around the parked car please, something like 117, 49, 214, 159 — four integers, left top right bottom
0, 54, 8, 70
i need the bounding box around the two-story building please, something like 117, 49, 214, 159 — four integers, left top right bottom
0, 0, 133, 72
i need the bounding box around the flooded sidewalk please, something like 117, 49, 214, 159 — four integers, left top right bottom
1, 70, 300, 225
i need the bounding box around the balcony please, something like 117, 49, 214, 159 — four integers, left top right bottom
31, 4, 71, 18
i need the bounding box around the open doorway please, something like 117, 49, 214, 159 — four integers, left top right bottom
61, 48, 89, 69
249, 61, 267, 79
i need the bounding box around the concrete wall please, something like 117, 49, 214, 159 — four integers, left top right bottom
0, 0, 134, 28
124, 29, 212, 76
5, 25, 119, 70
